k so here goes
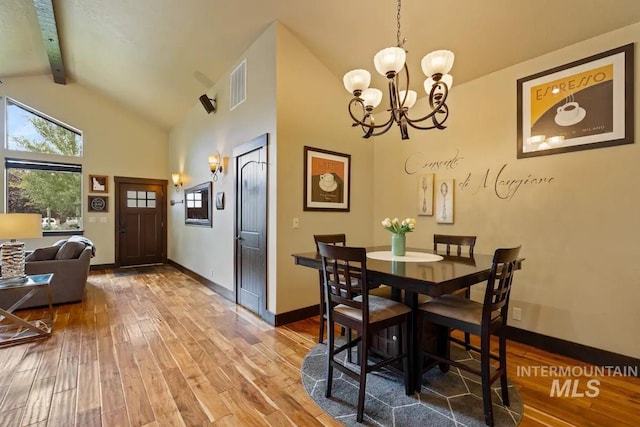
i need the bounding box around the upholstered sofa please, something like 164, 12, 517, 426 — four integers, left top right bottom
0, 238, 94, 309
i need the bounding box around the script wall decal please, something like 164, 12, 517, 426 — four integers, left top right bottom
458, 164, 555, 200
403, 151, 555, 201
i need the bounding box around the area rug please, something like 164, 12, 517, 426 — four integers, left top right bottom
302, 343, 522, 426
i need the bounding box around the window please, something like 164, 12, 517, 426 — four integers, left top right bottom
6, 99, 82, 156
6, 159, 82, 233
3, 97, 84, 235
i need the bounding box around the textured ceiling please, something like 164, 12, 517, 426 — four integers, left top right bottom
2, 0, 640, 130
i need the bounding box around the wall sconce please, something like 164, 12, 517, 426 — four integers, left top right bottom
171, 173, 183, 192
208, 153, 223, 182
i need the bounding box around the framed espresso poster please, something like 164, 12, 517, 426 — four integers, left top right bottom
517, 43, 634, 158
303, 146, 351, 212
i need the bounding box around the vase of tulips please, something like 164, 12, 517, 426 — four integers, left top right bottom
381, 217, 416, 256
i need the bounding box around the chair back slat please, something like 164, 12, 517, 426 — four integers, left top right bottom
318, 243, 368, 317
434, 234, 476, 256
484, 246, 521, 318
314, 234, 347, 253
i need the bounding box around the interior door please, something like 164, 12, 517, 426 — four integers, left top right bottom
235, 135, 268, 317
115, 177, 167, 267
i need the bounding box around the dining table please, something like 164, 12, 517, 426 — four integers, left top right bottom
292, 245, 509, 391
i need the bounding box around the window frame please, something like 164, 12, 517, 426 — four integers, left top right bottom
2, 97, 85, 237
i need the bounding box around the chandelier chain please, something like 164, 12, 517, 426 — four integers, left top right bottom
396, 0, 402, 47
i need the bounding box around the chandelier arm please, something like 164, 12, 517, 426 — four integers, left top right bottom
347, 98, 395, 130
405, 104, 449, 130
402, 83, 450, 124
365, 119, 396, 138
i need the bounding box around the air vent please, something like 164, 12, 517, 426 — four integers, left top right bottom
230, 59, 246, 110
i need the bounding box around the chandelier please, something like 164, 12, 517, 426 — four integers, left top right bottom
343, 0, 454, 140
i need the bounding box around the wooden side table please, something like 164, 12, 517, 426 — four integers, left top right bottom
0, 273, 54, 347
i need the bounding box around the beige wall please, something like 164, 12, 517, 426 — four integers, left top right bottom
168, 23, 278, 308
371, 23, 640, 358
274, 24, 374, 313
168, 22, 375, 315
0, 75, 168, 265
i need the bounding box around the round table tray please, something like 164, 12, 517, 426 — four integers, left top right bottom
366, 251, 443, 262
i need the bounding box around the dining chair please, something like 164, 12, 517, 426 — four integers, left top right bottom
313, 234, 347, 343
434, 234, 477, 349
415, 246, 521, 427
318, 243, 412, 423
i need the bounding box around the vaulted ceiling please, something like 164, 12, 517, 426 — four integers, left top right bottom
3, 0, 640, 130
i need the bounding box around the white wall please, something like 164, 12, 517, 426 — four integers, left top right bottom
372, 24, 640, 358
0, 75, 168, 265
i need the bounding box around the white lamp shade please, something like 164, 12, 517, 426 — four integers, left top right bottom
398, 90, 417, 109
373, 47, 406, 76
421, 50, 455, 77
208, 154, 220, 170
343, 69, 371, 94
171, 173, 181, 185
361, 88, 383, 109
424, 74, 453, 94
0, 213, 42, 240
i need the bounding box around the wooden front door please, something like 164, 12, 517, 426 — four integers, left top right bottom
115, 177, 167, 267
234, 134, 268, 317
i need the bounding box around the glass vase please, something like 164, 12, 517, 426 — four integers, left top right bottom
391, 233, 406, 256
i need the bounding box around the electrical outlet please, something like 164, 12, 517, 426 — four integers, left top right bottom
293, 217, 300, 229
513, 307, 522, 321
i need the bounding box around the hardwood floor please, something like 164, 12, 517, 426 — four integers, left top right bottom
0, 266, 637, 426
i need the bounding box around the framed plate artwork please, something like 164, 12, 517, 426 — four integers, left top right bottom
88, 196, 108, 212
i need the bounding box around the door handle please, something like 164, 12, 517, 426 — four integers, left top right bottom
235, 236, 243, 241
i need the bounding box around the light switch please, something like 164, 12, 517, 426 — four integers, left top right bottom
88, 217, 96, 223
100, 217, 107, 223
293, 218, 300, 229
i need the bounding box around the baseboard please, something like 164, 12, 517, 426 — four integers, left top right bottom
167, 259, 235, 302
90, 263, 116, 271
505, 326, 639, 375
273, 304, 320, 326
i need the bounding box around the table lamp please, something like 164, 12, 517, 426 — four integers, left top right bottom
0, 213, 42, 280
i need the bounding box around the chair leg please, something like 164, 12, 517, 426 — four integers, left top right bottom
480, 332, 494, 427
325, 319, 335, 398
401, 319, 411, 396
318, 281, 326, 343
356, 331, 368, 423
464, 288, 471, 351
415, 311, 424, 392
499, 334, 510, 406
347, 328, 353, 363
436, 325, 450, 373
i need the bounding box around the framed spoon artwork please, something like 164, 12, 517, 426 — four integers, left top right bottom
436, 178, 454, 224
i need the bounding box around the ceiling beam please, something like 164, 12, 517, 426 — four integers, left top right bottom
33, 0, 66, 84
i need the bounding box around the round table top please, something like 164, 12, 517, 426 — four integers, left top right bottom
366, 251, 443, 262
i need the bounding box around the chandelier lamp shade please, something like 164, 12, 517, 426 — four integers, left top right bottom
343, 0, 454, 140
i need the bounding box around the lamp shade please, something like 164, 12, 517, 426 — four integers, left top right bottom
421, 50, 455, 77
374, 47, 406, 76
171, 173, 181, 186
398, 90, 417, 109
208, 154, 221, 171
0, 213, 42, 240
343, 69, 371, 94
424, 74, 453, 94
361, 88, 383, 109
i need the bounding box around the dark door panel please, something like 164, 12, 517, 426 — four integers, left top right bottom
235, 135, 268, 318
115, 177, 167, 267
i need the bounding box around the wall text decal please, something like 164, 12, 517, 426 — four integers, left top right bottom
404, 150, 463, 174
458, 163, 555, 200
